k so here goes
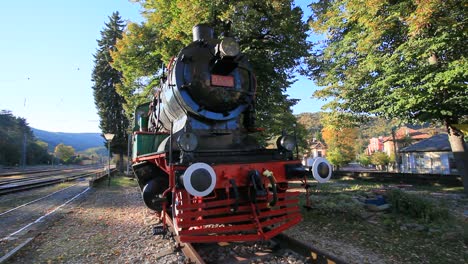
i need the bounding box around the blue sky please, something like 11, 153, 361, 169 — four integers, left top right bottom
0, 0, 323, 133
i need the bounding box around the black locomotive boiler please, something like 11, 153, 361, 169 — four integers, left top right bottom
131, 24, 332, 243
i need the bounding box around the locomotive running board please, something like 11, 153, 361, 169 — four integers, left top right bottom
174, 191, 302, 243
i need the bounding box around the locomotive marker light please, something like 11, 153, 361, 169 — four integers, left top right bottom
177, 132, 198, 152
181, 162, 217, 197
311, 157, 332, 183
277, 135, 297, 152
218, 37, 240, 58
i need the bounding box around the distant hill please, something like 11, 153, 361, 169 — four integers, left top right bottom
296, 112, 322, 133
32, 128, 104, 152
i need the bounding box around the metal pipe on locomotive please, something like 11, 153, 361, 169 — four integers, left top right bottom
131, 24, 332, 243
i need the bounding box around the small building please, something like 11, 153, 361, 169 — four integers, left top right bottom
382, 127, 431, 158
308, 138, 327, 158
399, 134, 457, 175
367, 136, 384, 155
302, 138, 327, 166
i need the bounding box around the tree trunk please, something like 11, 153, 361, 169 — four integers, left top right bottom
447, 124, 468, 195
119, 152, 124, 172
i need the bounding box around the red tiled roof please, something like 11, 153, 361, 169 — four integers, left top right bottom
382, 127, 430, 142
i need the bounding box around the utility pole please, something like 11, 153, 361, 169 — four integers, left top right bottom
391, 127, 399, 172
126, 133, 131, 176
104, 133, 115, 186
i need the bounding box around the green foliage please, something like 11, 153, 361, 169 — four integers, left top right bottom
111, 22, 162, 119
95, 175, 138, 188
370, 151, 390, 166
296, 112, 323, 143
321, 112, 358, 167
54, 143, 75, 164
112, 1, 311, 141
0, 110, 51, 166
387, 189, 450, 224
80, 146, 107, 158
308, 193, 366, 219
307, 1, 468, 188
326, 148, 349, 168
27, 140, 52, 164
307, 0, 467, 125
357, 153, 371, 167
92, 12, 129, 160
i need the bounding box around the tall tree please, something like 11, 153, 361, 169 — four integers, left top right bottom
111, 0, 311, 142
370, 151, 391, 171
0, 110, 51, 166
320, 112, 358, 169
92, 12, 129, 171
54, 143, 75, 164
307, 0, 468, 193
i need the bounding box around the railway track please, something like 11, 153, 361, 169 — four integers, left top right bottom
0, 169, 92, 185
161, 213, 347, 264
0, 167, 115, 263
0, 168, 61, 177
0, 165, 98, 177
0, 167, 108, 195
0, 181, 93, 263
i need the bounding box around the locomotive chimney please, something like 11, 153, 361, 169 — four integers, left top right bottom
192, 24, 214, 42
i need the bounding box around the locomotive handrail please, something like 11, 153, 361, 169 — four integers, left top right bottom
229, 179, 239, 212
133, 131, 169, 135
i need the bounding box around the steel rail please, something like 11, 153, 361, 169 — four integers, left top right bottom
161, 211, 348, 264
0, 165, 99, 177
163, 213, 206, 264
0, 171, 102, 195
0, 169, 61, 177
0, 171, 77, 186
272, 233, 348, 264
0, 184, 78, 216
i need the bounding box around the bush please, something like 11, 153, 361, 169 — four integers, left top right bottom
370, 151, 390, 166
308, 193, 366, 218
357, 154, 371, 167
387, 189, 450, 223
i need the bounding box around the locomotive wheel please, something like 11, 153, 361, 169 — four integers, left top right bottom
142, 180, 165, 211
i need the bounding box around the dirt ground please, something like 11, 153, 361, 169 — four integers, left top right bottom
6, 177, 181, 264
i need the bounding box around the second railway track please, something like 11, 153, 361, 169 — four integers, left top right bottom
0, 167, 110, 195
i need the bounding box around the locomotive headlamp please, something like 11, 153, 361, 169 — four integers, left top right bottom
277, 135, 296, 152
177, 132, 198, 152
219, 37, 240, 57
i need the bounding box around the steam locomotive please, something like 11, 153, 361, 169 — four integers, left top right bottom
131, 24, 332, 243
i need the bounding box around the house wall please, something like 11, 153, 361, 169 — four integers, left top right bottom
311, 148, 326, 158
368, 137, 384, 154
401, 151, 457, 175
383, 141, 396, 158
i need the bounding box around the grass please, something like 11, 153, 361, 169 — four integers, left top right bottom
94, 173, 138, 188
298, 177, 467, 263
